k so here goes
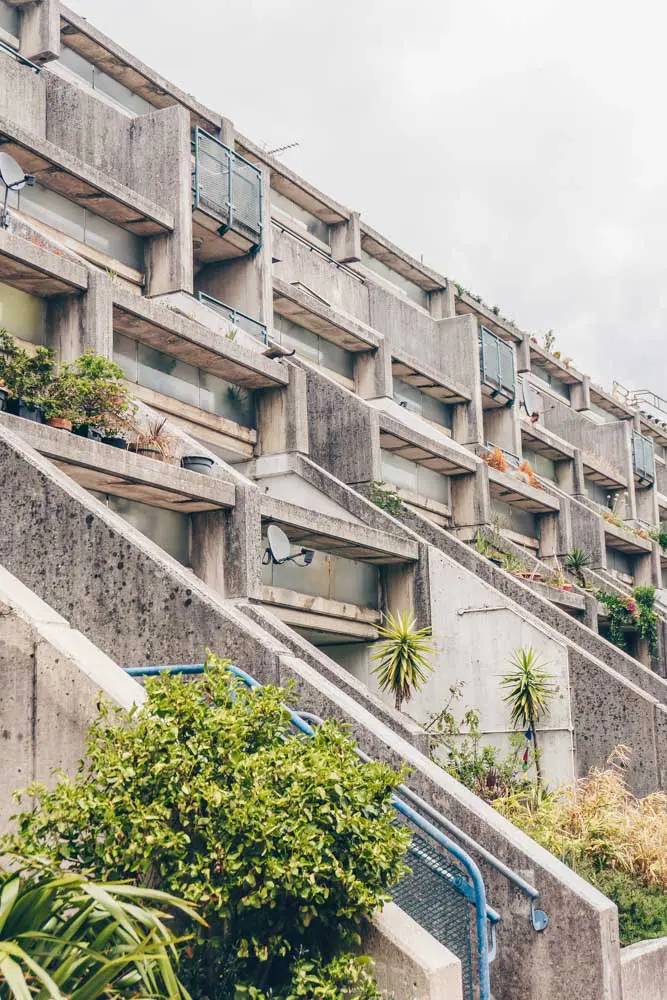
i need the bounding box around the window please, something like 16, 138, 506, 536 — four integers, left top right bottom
606, 548, 633, 578
18, 183, 143, 270
271, 190, 331, 247
262, 541, 379, 609
114, 333, 256, 428
531, 362, 570, 401
491, 498, 537, 539
633, 431, 655, 482
393, 379, 452, 431
586, 479, 611, 508
0, 282, 46, 346
92, 492, 190, 565
522, 447, 555, 482
479, 327, 515, 401
0, 1, 19, 37
59, 45, 152, 116
586, 402, 619, 424
273, 313, 353, 380
380, 449, 450, 505
360, 249, 428, 308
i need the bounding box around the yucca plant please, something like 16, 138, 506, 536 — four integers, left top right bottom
0, 867, 200, 1000
500, 647, 556, 787
371, 610, 434, 711
564, 547, 590, 587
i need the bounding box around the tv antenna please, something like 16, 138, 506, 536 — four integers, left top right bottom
263, 523, 314, 566
263, 140, 300, 158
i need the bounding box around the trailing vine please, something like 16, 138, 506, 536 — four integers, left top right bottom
597, 586, 658, 656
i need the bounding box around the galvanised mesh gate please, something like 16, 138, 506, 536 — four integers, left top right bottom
192, 128, 262, 245
392, 825, 475, 999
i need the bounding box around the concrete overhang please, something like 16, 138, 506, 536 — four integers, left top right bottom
0, 227, 87, 295
589, 383, 634, 420
455, 292, 522, 344
603, 521, 653, 555
377, 410, 477, 477
0, 116, 173, 237
528, 343, 583, 385
582, 453, 627, 490
261, 495, 417, 565
0, 413, 236, 511
112, 287, 287, 391
639, 415, 667, 447
520, 419, 576, 462
236, 133, 349, 226
488, 467, 560, 514
272, 276, 380, 352
360, 224, 445, 293
59, 6, 221, 132
391, 350, 471, 405
259, 589, 380, 640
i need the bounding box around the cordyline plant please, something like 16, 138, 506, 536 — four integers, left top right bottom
0, 864, 199, 1000
371, 610, 434, 712
3, 656, 409, 1000
500, 647, 556, 788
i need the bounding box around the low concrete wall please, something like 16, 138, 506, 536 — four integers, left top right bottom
363, 903, 463, 1000
0, 424, 625, 1000
621, 937, 667, 1000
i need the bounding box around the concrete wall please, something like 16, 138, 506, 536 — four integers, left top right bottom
0, 50, 46, 134
621, 937, 667, 1000
363, 903, 463, 1000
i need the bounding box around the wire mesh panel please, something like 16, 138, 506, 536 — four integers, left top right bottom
391, 826, 475, 1000
480, 326, 515, 401
632, 431, 655, 481
193, 129, 262, 242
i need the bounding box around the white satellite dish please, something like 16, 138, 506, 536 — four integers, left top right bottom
521, 379, 540, 423
267, 523, 292, 563
0, 152, 34, 228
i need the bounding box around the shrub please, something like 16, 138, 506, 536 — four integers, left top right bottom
495, 750, 667, 944
57, 351, 132, 431
597, 587, 658, 656
371, 610, 434, 711
368, 481, 403, 516
3, 656, 409, 999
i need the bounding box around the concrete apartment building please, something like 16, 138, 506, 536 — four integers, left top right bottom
0, 3, 666, 998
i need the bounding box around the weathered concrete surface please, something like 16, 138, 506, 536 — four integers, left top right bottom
0, 564, 144, 834
621, 937, 667, 1000
0, 50, 46, 134
363, 903, 463, 1000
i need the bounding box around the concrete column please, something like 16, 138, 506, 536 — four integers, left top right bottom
539, 500, 571, 561
222, 484, 263, 599
635, 484, 659, 527
190, 510, 225, 596
220, 117, 235, 148
381, 563, 416, 620
331, 211, 361, 264
8, 0, 59, 63
451, 465, 490, 529
555, 457, 575, 494
256, 363, 308, 456
483, 404, 520, 457
428, 283, 455, 319
571, 376, 591, 412
572, 451, 586, 496
48, 272, 113, 362
516, 334, 531, 373
355, 343, 392, 400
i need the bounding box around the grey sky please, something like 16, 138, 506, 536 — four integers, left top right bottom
72, 0, 667, 397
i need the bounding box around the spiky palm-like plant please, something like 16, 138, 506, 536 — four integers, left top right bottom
0, 867, 199, 1000
564, 547, 590, 587
371, 610, 434, 712
500, 647, 556, 787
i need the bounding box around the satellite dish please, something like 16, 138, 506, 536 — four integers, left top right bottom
521, 379, 540, 424
0, 152, 27, 191
0, 152, 34, 229
267, 524, 291, 563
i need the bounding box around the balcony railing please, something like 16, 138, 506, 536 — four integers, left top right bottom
632, 431, 655, 484
197, 291, 268, 345
192, 128, 262, 248
479, 327, 515, 404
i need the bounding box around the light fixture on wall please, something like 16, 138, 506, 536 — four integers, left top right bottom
263, 523, 314, 567
0, 152, 34, 229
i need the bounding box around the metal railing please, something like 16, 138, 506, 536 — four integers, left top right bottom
192, 128, 262, 246
0, 40, 41, 72
197, 291, 268, 345
480, 327, 515, 403
632, 431, 655, 484
125, 662, 549, 1000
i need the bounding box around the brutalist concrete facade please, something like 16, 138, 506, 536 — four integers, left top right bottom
1, 3, 667, 997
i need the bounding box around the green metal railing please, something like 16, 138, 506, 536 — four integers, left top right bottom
0, 40, 41, 72
480, 327, 515, 404
632, 431, 655, 483
192, 128, 262, 247
197, 291, 268, 344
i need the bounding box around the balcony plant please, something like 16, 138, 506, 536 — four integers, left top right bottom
371, 609, 434, 711
564, 547, 590, 587
57, 352, 132, 441
500, 647, 556, 788
517, 459, 542, 490
129, 415, 176, 463
0, 332, 55, 423
597, 586, 658, 656
482, 446, 509, 473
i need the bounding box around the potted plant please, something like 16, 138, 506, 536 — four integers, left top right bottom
129, 415, 176, 463
58, 353, 131, 441
482, 446, 509, 473
181, 455, 215, 475
0, 377, 8, 412
0, 337, 55, 423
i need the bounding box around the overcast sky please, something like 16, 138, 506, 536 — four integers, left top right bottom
72, 0, 667, 399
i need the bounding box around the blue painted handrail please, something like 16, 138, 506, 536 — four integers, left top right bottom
124, 662, 548, 999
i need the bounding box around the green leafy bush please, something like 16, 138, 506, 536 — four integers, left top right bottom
367, 481, 403, 516
4, 657, 409, 999
597, 586, 658, 656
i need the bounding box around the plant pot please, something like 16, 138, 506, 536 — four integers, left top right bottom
560, 583, 574, 592
0, 387, 8, 412
131, 446, 164, 460
46, 416, 73, 432
489, 556, 503, 567
74, 424, 103, 442
103, 436, 128, 449
181, 455, 214, 475
7, 399, 44, 423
